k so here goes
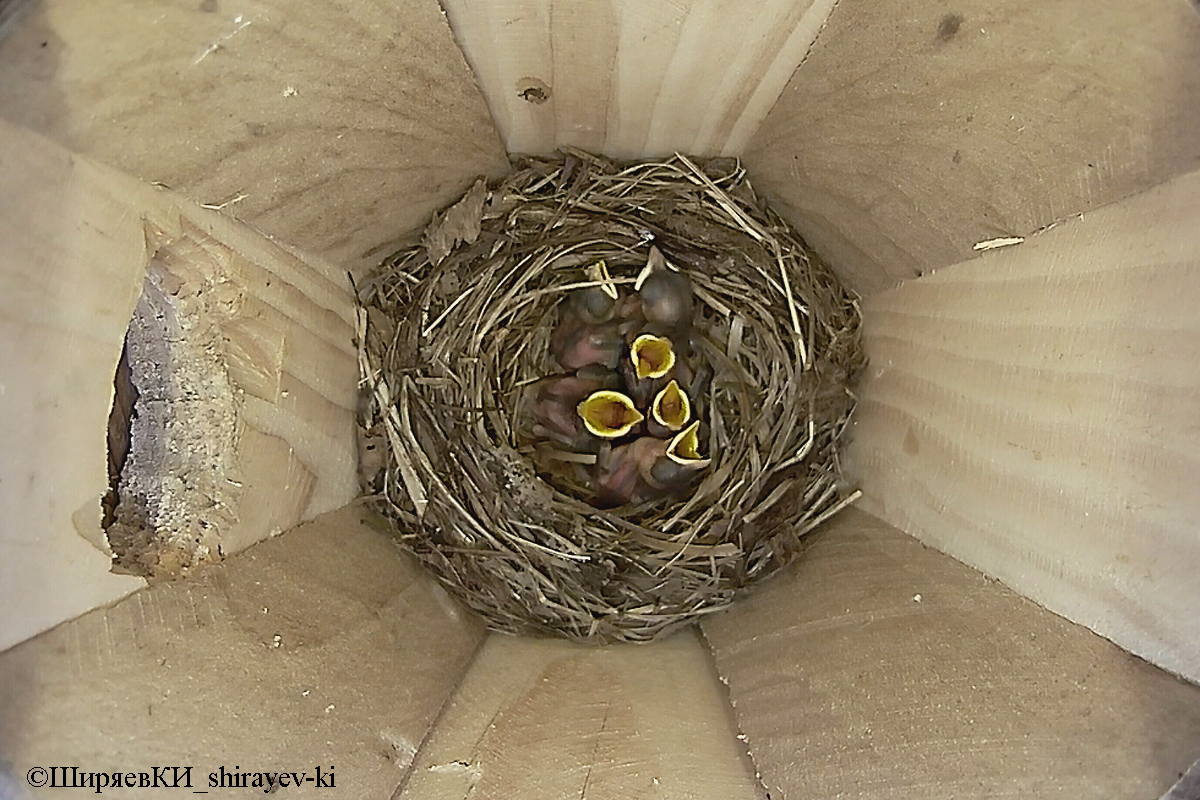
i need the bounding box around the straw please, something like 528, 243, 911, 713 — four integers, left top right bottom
353, 150, 865, 642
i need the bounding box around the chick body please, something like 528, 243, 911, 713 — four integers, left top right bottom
632, 248, 695, 348
528, 368, 620, 451
591, 436, 668, 507
551, 316, 622, 371
591, 422, 709, 507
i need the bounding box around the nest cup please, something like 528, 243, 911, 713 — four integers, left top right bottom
355, 150, 865, 642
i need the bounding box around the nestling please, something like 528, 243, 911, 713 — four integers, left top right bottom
590, 420, 709, 506
647, 420, 709, 491
590, 436, 669, 507
577, 390, 644, 439
646, 379, 691, 437
567, 260, 620, 325
635, 246, 694, 344
551, 315, 623, 371
527, 366, 620, 451
622, 333, 676, 407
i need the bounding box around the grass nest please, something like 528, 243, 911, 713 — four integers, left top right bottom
354, 149, 865, 643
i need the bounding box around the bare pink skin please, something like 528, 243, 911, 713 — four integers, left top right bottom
551, 313, 623, 371
591, 436, 669, 506
530, 372, 616, 450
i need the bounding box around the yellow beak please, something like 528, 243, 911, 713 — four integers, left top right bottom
630, 334, 675, 380
650, 379, 691, 432
577, 390, 645, 439
666, 420, 708, 465
585, 259, 619, 300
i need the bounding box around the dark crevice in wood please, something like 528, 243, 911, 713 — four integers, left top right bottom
102, 334, 138, 532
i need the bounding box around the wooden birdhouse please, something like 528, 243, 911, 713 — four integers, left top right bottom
1, 1, 1198, 796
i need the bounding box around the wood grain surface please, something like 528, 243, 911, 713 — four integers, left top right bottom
440, 0, 836, 158
846, 168, 1200, 683
0, 504, 486, 798
0, 119, 360, 651
0, 119, 151, 653
397, 630, 765, 800
743, 0, 1200, 296
703, 508, 1200, 800
0, 0, 511, 272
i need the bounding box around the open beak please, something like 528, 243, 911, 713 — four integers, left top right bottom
666, 420, 708, 465
630, 334, 675, 380
649, 379, 691, 435
577, 390, 644, 439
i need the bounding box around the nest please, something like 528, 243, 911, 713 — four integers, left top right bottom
354, 150, 864, 642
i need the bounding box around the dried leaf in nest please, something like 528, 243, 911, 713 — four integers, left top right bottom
355, 151, 866, 643
423, 177, 488, 266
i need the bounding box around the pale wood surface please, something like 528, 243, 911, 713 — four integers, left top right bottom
0, 504, 487, 798
146, 212, 363, 555
846, 169, 1200, 683
0, 120, 149, 652
397, 630, 764, 800
0, 120, 360, 651
0, 0, 510, 272
743, 0, 1200, 296
702, 508, 1200, 800
440, 0, 836, 158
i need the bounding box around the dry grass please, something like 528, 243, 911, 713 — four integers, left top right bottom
354, 149, 864, 642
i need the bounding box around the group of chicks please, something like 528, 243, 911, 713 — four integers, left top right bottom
524, 250, 709, 508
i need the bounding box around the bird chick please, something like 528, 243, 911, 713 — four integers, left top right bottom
576, 390, 644, 439
622, 333, 676, 407
647, 420, 709, 491
527, 367, 620, 451
591, 436, 668, 507
567, 259, 620, 324
551, 314, 623, 371
646, 379, 691, 438
550, 258, 627, 371
590, 420, 709, 507
635, 246, 694, 343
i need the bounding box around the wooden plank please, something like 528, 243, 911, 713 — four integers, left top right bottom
846, 168, 1200, 683
0, 119, 361, 651
743, 0, 1200, 296
440, 0, 836, 158
0, 119, 150, 653
702, 508, 1200, 800
0, 0, 511, 272
397, 630, 765, 800
0, 504, 487, 797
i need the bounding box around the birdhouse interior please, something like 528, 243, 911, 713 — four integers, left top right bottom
2, 1, 1200, 797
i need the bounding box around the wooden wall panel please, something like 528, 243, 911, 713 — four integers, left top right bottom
397, 631, 764, 800
0, 505, 487, 797
0, 0, 510, 272
703, 509, 1200, 800
0, 120, 360, 651
0, 118, 150, 654
743, 0, 1200, 296
846, 169, 1200, 683
440, 0, 837, 158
